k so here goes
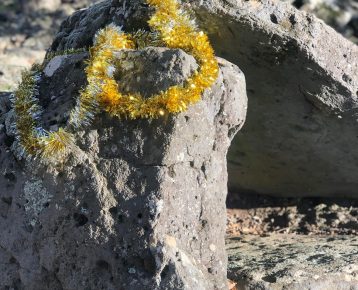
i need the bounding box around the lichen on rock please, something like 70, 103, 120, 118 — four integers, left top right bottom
23, 179, 53, 226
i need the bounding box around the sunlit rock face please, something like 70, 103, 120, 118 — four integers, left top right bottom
0, 43, 247, 289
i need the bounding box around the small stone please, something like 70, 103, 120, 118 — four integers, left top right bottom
209, 244, 216, 252
44, 56, 66, 77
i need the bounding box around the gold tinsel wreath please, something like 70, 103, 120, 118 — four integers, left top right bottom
12, 0, 219, 160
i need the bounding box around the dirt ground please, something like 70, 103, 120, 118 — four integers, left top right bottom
0, 0, 97, 91
227, 192, 358, 236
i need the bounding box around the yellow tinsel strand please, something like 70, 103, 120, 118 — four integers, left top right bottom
87, 0, 219, 119
13, 0, 219, 159
13, 68, 73, 159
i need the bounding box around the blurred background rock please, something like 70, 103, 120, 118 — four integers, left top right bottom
0, 0, 357, 92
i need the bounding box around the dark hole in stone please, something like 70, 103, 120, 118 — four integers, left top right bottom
201, 164, 206, 174
262, 274, 277, 283
74, 62, 82, 69
43, 202, 50, 208
184, 116, 190, 122
167, 164, 176, 178
0, 71, 3, 76
9, 256, 16, 264
1, 196, 12, 205
207, 267, 213, 273
137, 213, 143, 219
292, 0, 304, 8
96, 260, 110, 271
109, 207, 118, 215
142, 254, 157, 274
190, 161, 195, 168
73, 213, 88, 227
143, 225, 149, 231
270, 14, 278, 24
4, 135, 15, 147
160, 265, 170, 280
289, 14, 296, 25
118, 214, 124, 223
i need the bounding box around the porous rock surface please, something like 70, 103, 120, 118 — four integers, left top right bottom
281, 0, 358, 44
227, 234, 358, 290
48, 0, 358, 198
0, 47, 247, 289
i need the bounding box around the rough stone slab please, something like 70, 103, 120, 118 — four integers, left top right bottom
191, 0, 358, 198
0, 47, 247, 289
227, 234, 358, 290
49, 0, 358, 198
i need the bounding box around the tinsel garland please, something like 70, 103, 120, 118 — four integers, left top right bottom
11, 66, 74, 159
12, 0, 219, 160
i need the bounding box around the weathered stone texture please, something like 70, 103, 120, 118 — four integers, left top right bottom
0, 47, 247, 289
227, 234, 358, 290
191, 0, 358, 198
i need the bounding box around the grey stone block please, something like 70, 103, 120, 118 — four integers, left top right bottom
0, 47, 247, 289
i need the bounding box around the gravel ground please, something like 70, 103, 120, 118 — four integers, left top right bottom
227, 192, 358, 236
0, 0, 98, 91
227, 234, 358, 290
